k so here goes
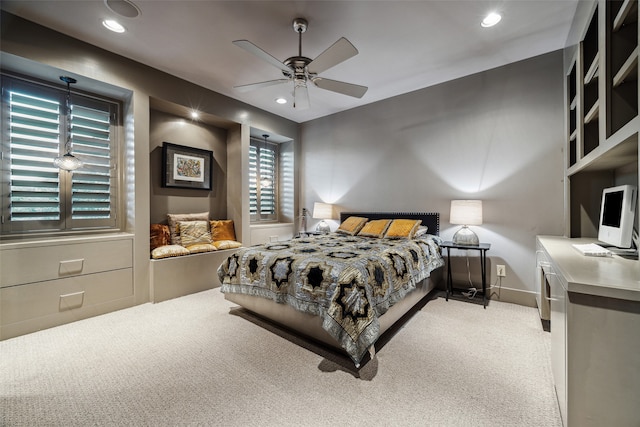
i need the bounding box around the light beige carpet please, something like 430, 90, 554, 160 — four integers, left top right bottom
0, 288, 561, 426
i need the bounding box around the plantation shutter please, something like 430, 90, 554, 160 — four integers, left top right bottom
1, 75, 119, 234
68, 100, 116, 227
259, 144, 277, 218
249, 144, 258, 218
249, 139, 278, 222
6, 87, 63, 231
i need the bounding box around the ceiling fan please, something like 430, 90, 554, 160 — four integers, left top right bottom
233, 18, 368, 109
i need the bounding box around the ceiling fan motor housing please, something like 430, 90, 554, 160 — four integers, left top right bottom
292, 18, 308, 33
283, 57, 313, 80
232, 15, 366, 108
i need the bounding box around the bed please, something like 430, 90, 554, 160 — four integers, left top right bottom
218, 212, 444, 366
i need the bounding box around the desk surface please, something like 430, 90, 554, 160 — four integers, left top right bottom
537, 235, 640, 302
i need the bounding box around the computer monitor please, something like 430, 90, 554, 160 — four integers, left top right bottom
597, 184, 637, 249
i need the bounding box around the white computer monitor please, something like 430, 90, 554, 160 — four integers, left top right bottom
597, 184, 637, 248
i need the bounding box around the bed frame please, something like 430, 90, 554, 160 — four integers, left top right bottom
224, 212, 442, 364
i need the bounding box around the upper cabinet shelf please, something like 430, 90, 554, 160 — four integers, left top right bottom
584, 52, 600, 84
613, 46, 638, 87
613, 0, 638, 31
607, 0, 638, 138
566, 0, 639, 173
565, 0, 639, 243
581, 5, 600, 158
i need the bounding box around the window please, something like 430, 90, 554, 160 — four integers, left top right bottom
249, 138, 278, 222
1, 75, 120, 236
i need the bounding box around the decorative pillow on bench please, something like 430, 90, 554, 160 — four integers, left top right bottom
167, 211, 209, 246
151, 244, 190, 259
210, 219, 236, 241
150, 217, 242, 259
150, 223, 170, 251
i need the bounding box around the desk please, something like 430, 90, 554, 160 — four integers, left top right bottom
537, 236, 640, 426
440, 241, 491, 308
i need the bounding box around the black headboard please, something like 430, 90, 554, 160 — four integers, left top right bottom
339, 212, 440, 235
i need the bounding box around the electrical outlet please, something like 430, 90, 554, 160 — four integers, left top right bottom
497, 265, 506, 277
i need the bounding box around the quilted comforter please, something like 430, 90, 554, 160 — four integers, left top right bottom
218, 233, 443, 364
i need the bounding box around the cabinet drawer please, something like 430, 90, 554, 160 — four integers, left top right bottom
0, 239, 133, 288
1, 268, 133, 338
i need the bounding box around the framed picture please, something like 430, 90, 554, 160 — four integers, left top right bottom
162, 142, 213, 190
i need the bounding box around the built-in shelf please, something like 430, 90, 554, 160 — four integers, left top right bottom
584, 102, 599, 123
570, 129, 577, 142
570, 97, 577, 110
607, 0, 638, 137
584, 52, 600, 84
613, 47, 638, 87
567, 129, 638, 175
613, 0, 638, 31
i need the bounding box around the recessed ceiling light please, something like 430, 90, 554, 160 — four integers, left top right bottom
190, 111, 199, 119
481, 12, 502, 28
104, 0, 140, 18
102, 19, 125, 33
275, 97, 287, 104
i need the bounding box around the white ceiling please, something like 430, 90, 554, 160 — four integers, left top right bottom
1, 0, 579, 124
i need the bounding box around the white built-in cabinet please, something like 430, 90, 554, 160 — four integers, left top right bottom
537, 236, 640, 427
0, 234, 135, 339
552, 2, 640, 424
565, 0, 639, 239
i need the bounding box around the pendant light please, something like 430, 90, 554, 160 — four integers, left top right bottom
53, 76, 83, 171
259, 134, 273, 188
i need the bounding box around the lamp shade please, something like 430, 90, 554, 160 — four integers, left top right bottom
450, 200, 483, 225
312, 202, 334, 219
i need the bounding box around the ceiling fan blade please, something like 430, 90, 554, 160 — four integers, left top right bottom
313, 78, 368, 99
308, 37, 358, 75
294, 83, 310, 110
234, 79, 290, 93
233, 40, 292, 74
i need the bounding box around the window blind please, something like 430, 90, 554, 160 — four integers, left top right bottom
249, 140, 278, 221
69, 104, 113, 221
8, 90, 62, 223
2, 75, 119, 234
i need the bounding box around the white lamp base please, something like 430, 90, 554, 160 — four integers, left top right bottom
452, 225, 479, 246
316, 220, 330, 234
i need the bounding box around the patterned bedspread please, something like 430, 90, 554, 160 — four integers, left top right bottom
218, 233, 443, 364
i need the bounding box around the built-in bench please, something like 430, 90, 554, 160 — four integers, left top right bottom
149, 217, 241, 303
150, 248, 239, 303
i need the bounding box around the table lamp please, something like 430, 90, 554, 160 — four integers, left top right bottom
450, 200, 483, 245
313, 202, 334, 233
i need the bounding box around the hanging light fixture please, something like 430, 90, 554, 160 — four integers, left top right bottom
259, 134, 273, 188
53, 76, 83, 171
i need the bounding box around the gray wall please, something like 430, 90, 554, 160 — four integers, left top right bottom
149, 109, 229, 224
300, 51, 565, 305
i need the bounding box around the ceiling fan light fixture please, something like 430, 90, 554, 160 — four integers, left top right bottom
232, 17, 367, 109
481, 12, 502, 28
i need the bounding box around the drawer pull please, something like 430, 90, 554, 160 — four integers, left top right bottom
59, 291, 85, 310
59, 259, 84, 275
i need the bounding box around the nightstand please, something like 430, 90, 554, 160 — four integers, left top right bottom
440, 241, 491, 308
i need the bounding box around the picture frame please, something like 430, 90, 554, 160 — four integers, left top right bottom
162, 142, 213, 190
